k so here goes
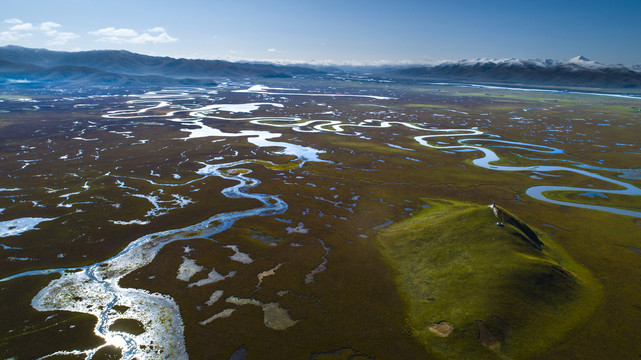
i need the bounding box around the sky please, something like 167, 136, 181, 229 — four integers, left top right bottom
1, 0, 640, 65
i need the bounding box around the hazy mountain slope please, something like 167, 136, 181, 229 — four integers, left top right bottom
0, 45, 321, 78
0, 58, 216, 87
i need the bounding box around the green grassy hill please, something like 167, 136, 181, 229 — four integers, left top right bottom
377, 199, 601, 359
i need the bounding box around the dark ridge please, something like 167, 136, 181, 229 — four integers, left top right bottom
501, 207, 544, 249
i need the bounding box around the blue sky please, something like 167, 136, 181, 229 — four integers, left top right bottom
1, 0, 640, 65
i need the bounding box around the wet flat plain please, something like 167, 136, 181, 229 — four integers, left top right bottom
0, 79, 640, 359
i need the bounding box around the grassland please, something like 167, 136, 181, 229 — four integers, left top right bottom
377, 198, 600, 359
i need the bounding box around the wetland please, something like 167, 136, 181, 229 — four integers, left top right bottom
0, 78, 640, 359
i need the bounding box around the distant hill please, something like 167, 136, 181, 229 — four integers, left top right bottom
0, 58, 217, 87
394, 57, 641, 88
0, 45, 323, 88
2, 45, 640, 90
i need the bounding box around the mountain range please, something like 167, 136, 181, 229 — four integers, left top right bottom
394, 56, 641, 88
1, 45, 640, 90
0, 45, 322, 88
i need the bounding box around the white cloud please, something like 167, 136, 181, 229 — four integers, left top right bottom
90, 26, 177, 44
0, 19, 78, 46
267, 48, 276, 52
10, 22, 34, 31
47, 31, 79, 46
131, 32, 177, 44
39, 22, 61, 32
4, 18, 23, 25
0, 30, 31, 41
89, 27, 139, 38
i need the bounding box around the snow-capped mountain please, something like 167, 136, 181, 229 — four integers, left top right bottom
568, 55, 594, 64
430, 55, 639, 71
396, 56, 641, 88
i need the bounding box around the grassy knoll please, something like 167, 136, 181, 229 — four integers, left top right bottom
377, 198, 601, 359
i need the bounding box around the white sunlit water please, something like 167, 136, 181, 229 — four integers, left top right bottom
0, 92, 305, 359
3, 156, 295, 359
0, 217, 55, 238
233, 84, 395, 100
431, 82, 641, 100
108, 85, 641, 217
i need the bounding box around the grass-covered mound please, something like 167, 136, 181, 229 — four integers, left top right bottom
377, 199, 600, 359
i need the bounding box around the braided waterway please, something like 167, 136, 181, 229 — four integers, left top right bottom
243, 112, 641, 217
1, 157, 296, 359
2, 85, 639, 359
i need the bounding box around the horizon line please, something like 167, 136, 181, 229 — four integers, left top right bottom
1, 44, 638, 68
